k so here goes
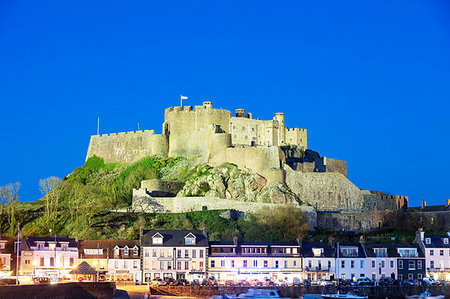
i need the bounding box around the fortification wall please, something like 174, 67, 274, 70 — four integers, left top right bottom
86, 130, 168, 164
164, 105, 232, 158
324, 158, 347, 177
285, 167, 364, 211
285, 128, 307, 149
132, 192, 317, 229
209, 146, 285, 182
141, 179, 185, 196
317, 210, 393, 231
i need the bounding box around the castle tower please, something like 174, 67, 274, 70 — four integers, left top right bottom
235, 109, 246, 118
274, 113, 285, 145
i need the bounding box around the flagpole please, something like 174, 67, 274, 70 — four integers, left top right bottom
16, 224, 20, 285
180, 95, 182, 107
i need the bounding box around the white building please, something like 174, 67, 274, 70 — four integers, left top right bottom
301, 241, 336, 281
415, 230, 450, 281
0, 239, 12, 277
363, 243, 398, 281
336, 243, 367, 281
141, 230, 208, 282
208, 239, 302, 284
20, 236, 78, 281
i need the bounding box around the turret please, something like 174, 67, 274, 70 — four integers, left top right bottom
235, 109, 246, 118
203, 101, 212, 109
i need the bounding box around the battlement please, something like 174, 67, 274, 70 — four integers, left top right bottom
165, 101, 229, 115
94, 130, 156, 138
287, 128, 307, 132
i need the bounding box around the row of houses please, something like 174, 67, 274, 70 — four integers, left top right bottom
0, 229, 449, 284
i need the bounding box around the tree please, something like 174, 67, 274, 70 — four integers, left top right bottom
0, 182, 21, 235
239, 205, 308, 242
39, 176, 62, 219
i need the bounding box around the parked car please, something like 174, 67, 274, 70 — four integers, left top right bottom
337, 279, 356, 286
0, 278, 17, 285
318, 279, 334, 286
33, 277, 51, 284
422, 277, 439, 286
402, 279, 416, 286
292, 278, 301, 286
151, 278, 166, 286
378, 277, 394, 286
301, 279, 311, 286
357, 277, 374, 286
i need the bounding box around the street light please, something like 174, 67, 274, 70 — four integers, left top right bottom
49, 229, 56, 282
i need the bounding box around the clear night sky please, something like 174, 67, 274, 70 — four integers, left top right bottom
1, 1, 449, 206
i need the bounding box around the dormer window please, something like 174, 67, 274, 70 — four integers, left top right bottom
426, 238, 431, 244
312, 248, 324, 257
444, 238, 449, 245
124, 247, 129, 255
184, 233, 196, 245
0, 242, 5, 249
49, 243, 56, 251
133, 246, 138, 255
37, 242, 44, 250
152, 233, 164, 245
114, 246, 119, 256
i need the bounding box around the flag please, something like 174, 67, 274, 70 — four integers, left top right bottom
180, 95, 188, 100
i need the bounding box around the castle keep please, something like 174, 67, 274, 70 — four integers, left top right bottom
86, 101, 407, 229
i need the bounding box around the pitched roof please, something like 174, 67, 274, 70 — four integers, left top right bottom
301, 242, 336, 258
78, 239, 139, 259
337, 243, 366, 258
142, 230, 208, 247
70, 261, 97, 274
364, 243, 425, 258
25, 236, 78, 248
422, 236, 450, 248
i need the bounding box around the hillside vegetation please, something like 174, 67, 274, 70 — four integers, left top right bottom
0, 155, 308, 241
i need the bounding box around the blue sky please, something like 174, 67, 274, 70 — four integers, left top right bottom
0, 1, 449, 206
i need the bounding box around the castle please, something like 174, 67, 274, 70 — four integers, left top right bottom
86, 102, 408, 231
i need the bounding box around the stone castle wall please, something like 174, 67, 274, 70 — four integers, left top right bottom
285, 167, 364, 211
317, 210, 394, 231
132, 191, 317, 229
140, 179, 185, 197
86, 130, 168, 164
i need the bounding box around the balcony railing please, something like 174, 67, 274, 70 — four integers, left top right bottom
427, 267, 450, 272
305, 266, 330, 272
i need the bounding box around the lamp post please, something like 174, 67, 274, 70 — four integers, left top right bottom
49, 229, 56, 282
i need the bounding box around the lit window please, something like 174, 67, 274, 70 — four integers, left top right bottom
426, 238, 431, 244
185, 237, 196, 245
152, 237, 163, 245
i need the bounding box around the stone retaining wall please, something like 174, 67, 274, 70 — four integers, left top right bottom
0, 282, 116, 299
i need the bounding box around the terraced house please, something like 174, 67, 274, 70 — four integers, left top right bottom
141, 230, 208, 282
208, 237, 302, 284
415, 230, 450, 281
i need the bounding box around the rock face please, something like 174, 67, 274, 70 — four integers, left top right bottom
177, 163, 300, 205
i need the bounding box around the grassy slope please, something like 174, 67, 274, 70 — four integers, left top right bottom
0, 156, 237, 240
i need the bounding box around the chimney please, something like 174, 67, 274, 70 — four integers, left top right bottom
359, 235, 365, 245
422, 199, 426, 208
328, 236, 335, 248
415, 228, 425, 243
233, 236, 238, 246
296, 236, 303, 247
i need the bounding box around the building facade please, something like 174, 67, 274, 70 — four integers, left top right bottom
363, 243, 398, 281
0, 239, 12, 277
415, 230, 450, 280
336, 243, 367, 281
208, 239, 302, 284
108, 240, 141, 283
141, 230, 208, 282
20, 236, 78, 281
301, 241, 336, 281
